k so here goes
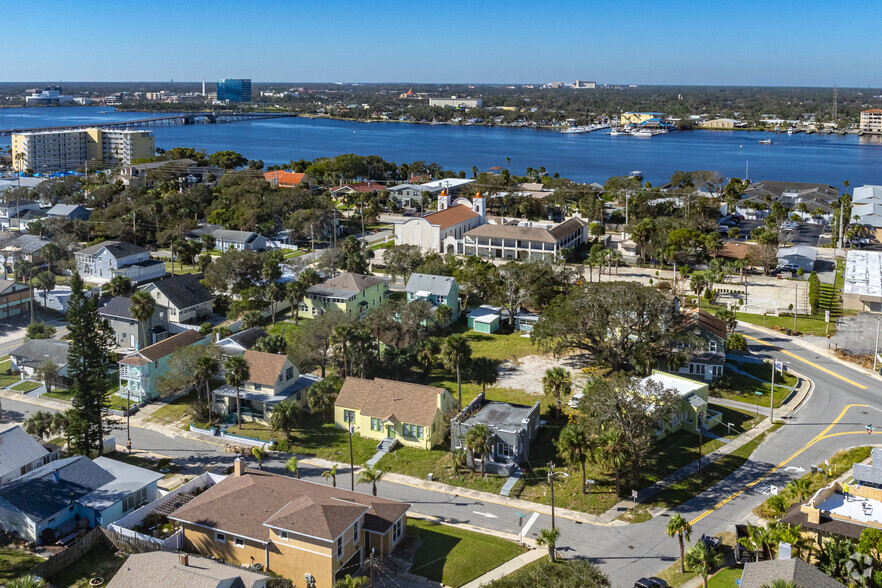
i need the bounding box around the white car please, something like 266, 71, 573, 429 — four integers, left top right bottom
568, 393, 585, 408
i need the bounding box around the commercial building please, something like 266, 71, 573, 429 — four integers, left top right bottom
169, 462, 409, 586
699, 118, 746, 129
429, 96, 482, 108
842, 250, 882, 312
621, 112, 666, 126
24, 86, 73, 106
216, 79, 252, 103
861, 109, 882, 134
463, 217, 589, 260
572, 80, 596, 89
12, 128, 155, 173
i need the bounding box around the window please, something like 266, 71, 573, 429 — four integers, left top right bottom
403, 423, 422, 438
254, 383, 261, 391
279, 531, 289, 540
708, 340, 718, 353
344, 410, 355, 423
234, 537, 245, 548
371, 417, 381, 431
337, 536, 343, 559
497, 441, 513, 458
353, 520, 359, 544
392, 519, 403, 543
286, 366, 294, 381
711, 365, 723, 377
215, 532, 226, 542
122, 487, 147, 512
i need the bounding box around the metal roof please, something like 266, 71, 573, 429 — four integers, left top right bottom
843, 250, 882, 297
405, 273, 457, 298
0, 425, 51, 480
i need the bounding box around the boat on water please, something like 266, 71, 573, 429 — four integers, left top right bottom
631, 129, 654, 137
608, 128, 627, 136
759, 139, 772, 145
562, 126, 590, 134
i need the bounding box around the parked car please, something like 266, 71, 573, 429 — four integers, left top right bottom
718, 217, 737, 226
772, 264, 800, 275
729, 212, 745, 221
718, 224, 733, 233
634, 578, 667, 588
699, 534, 722, 553
568, 393, 585, 408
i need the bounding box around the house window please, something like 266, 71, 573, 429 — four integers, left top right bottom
286, 366, 294, 380
353, 520, 359, 544
279, 531, 289, 540
497, 441, 513, 458
403, 424, 422, 438
689, 363, 706, 376
392, 519, 403, 543
234, 537, 245, 548
708, 340, 718, 353
122, 487, 147, 512
215, 532, 226, 542
337, 536, 343, 559
711, 365, 723, 377
371, 417, 381, 431
344, 410, 355, 423
254, 383, 261, 391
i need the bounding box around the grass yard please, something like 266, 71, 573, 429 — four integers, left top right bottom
10, 380, 40, 392
711, 362, 799, 409
0, 547, 44, 582
656, 531, 737, 587
0, 359, 21, 388
708, 567, 744, 587
106, 452, 178, 475
43, 389, 74, 402
163, 262, 202, 275
734, 310, 832, 337
226, 421, 378, 465
147, 389, 199, 427
49, 544, 125, 587
405, 518, 526, 587
451, 324, 538, 362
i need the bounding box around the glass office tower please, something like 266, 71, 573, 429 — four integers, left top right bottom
216, 79, 252, 103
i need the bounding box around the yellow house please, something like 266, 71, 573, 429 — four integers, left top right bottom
212, 350, 310, 422
302, 273, 389, 319
621, 112, 665, 126
334, 377, 457, 449
170, 461, 409, 588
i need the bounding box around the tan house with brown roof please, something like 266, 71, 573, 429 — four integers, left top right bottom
118, 330, 209, 401
170, 461, 409, 587
212, 351, 315, 423
334, 377, 457, 449
463, 217, 588, 260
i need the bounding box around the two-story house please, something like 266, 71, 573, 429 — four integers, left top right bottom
169, 462, 409, 587
212, 230, 268, 252
404, 273, 460, 324
118, 330, 208, 402
0, 234, 51, 277
75, 240, 166, 284
303, 273, 388, 319
46, 203, 91, 222
334, 377, 457, 450
0, 425, 60, 486
212, 351, 317, 422
138, 273, 214, 325
0, 200, 41, 229
0, 279, 32, 320
98, 296, 169, 354
666, 308, 728, 382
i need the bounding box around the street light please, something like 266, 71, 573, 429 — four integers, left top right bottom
874, 319, 881, 372
348, 424, 358, 491
546, 462, 568, 531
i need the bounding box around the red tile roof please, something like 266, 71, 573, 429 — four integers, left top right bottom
264, 170, 306, 187
862, 109, 882, 114
419, 204, 479, 230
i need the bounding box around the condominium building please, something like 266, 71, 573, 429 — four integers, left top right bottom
429, 96, 482, 108
12, 129, 154, 173
216, 78, 252, 103
860, 109, 882, 134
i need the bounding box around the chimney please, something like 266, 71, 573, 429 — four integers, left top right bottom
179, 554, 189, 567
234, 457, 245, 477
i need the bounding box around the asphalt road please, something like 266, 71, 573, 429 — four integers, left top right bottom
2, 322, 879, 587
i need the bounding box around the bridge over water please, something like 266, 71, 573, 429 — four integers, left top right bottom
0, 112, 297, 136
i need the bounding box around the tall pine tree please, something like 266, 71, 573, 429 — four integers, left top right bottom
66, 272, 113, 455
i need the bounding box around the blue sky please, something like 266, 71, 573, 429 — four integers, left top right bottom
2, 0, 876, 86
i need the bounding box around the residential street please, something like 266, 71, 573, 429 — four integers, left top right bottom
1, 322, 879, 587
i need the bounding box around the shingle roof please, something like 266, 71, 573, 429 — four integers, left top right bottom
465, 217, 585, 243
331, 182, 385, 193
108, 551, 268, 588
307, 273, 386, 298
0, 456, 113, 519
683, 308, 727, 340
335, 377, 447, 426
169, 469, 408, 542
740, 558, 844, 588
119, 330, 203, 365
77, 240, 147, 258
405, 273, 457, 297
2, 234, 50, 256
0, 425, 51, 480
145, 273, 213, 310
46, 203, 89, 217
10, 338, 69, 368
418, 204, 479, 230
223, 327, 269, 351
243, 350, 288, 387
99, 296, 137, 320
212, 229, 261, 244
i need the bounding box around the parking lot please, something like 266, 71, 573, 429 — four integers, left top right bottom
735, 219, 828, 247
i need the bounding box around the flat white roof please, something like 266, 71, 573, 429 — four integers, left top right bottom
844, 250, 882, 297
641, 373, 705, 397
468, 305, 501, 323
818, 492, 882, 525
421, 178, 475, 190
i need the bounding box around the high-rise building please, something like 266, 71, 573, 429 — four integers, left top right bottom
860, 109, 882, 134
216, 78, 252, 103
12, 129, 155, 173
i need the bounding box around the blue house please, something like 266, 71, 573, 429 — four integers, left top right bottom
467, 305, 502, 334
405, 273, 460, 324
0, 455, 162, 545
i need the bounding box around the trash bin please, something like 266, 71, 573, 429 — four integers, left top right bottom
427, 473, 433, 481
811, 465, 818, 474
786, 328, 792, 335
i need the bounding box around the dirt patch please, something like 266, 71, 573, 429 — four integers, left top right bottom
495, 354, 585, 395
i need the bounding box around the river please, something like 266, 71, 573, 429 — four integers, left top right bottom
2, 106, 882, 186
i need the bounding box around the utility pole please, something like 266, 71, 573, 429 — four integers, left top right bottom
874, 319, 881, 372
547, 462, 556, 531
770, 358, 776, 424
794, 282, 798, 334
697, 410, 703, 480
348, 425, 355, 491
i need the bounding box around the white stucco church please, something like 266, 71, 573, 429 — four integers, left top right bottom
394, 191, 486, 254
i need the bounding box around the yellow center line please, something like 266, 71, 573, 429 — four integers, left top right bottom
688, 404, 869, 526
742, 334, 867, 389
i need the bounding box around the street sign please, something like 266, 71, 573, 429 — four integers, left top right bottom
754, 390, 763, 395
631, 489, 638, 500
825, 310, 830, 323
867, 425, 875, 435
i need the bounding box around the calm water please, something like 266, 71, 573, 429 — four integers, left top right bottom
3, 106, 882, 186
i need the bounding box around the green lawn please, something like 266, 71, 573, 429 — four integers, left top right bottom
406, 518, 526, 587
105, 452, 178, 475
48, 543, 125, 587
43, 389, 74, 402
712, 362, 799, 409
453, 325, 538, 362
0, 359, 21, 388
734, 310, 832, 337
226, 421, 378, 465
708, 567, 744, 587
656, 531, 737, 587
163, 262, 202, 275
0, 548, 44, 582
10, 380, 40, 392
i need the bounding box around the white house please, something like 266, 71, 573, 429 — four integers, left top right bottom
139, 273, 214, 325
394, 192, 485, 254
0, 425, 60, 486
212, 229, 268, 251
74, 240, 166, 284
9, 338, 69, 379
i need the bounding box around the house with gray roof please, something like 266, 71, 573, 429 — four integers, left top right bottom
740, 558, 843, 588
0, 425, 60, 486
75, 240, 166, 284
216, 327, 269, 356
139, 273, 214, 324
777, 245, 818, 273
46, 203, 91, 221
303, 273, 389, 319
0, 200, 41, 229
10, 338, 69, 379
0, 455, 162, 545
0, 234, 51, 276
108, 552, 269, 588
212, 229, 267, 251
99, 295, 169, 353
405, 273, 460, 323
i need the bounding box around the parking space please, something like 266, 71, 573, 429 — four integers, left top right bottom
735, 219, 827, 247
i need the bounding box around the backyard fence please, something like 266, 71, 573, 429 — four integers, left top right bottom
29, 526, 108, 580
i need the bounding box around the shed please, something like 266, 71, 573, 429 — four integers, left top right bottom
467, 305, 501, 334
513, 311, 540, 332
777, 245, 817, 273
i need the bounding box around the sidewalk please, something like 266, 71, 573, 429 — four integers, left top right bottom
460, 549, 545, 588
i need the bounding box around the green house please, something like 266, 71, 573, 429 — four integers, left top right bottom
467, 305, 501, 334
302, 273, 389, 319
641, 371, 722, 438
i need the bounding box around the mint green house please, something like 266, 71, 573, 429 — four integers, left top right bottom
467, 305, 501, 334
641, 371, 722, 439
117, 330, 209, 402
302, 273, 389, 319
405, 273, 460, 324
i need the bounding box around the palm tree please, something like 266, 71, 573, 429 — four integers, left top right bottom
684, 541, 724, 588
594, 428, 631, 497
464, 424, 492, 476
105, 275, 133, 297
358, 464, 385, 496
224, 355, 250, 427
129, 290, 155, 350
269, 398, 300, 439
441, 334, 472, 408
414, 338, 439, 377
556, 423, 593, 494
665, 514, 693, 573
322, 464, 338, 487
251, 445, 267, 470
786, 478, 812, 502
23, 411, 53, 440
542, 367, 572, 419
451, 448, 468, 474
331, 323, 355, 377
193, 355, 220, 410
535, 528, 560, 561
286, 455, 300, 479
434, 304, 453, 330
759, 581, 799, 588
241, 310, 261, 330
334, 574, 369, 588
51, 411, 72, 451
470, 357, 498, 395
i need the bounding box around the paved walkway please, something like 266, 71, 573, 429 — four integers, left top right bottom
461, 549, 546, 588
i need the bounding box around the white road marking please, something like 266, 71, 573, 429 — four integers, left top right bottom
472, 511, 498, 519
521, 512, 540, 537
